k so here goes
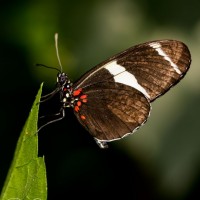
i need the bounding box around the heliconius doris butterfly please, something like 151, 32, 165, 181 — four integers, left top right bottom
38, 33, 191, 148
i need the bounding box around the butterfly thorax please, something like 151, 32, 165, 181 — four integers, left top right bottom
57, 73, 88, 114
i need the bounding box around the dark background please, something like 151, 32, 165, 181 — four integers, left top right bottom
1, 0, 200, 199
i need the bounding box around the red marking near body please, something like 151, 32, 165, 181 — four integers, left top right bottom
82, 99, 87, 103
80, 94, 87, 99
63, 88, 67, 91
77, 101, 81, 107
74, 106, 80, 112
73, 88, 82, 96
80, 115, 86, 120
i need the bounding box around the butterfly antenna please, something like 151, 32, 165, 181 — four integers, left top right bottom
36, 63, 61, 73
55, 33, 63, 72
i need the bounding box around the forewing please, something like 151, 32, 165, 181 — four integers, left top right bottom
73, 40, 191, 102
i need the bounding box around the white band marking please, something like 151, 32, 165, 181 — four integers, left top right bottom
149, 42, 181, 74
104, 61, 150, 98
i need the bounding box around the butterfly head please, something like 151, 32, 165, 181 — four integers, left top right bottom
57, 72, 71, 87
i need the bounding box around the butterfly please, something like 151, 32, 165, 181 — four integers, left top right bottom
38, 33, 191, 148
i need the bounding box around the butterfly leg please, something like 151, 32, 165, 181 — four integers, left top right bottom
94, 138, 108, 149
40, 88, 60, 103
37, 108, 65, 132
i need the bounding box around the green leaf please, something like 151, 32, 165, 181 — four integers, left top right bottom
0, 83, 47, 200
